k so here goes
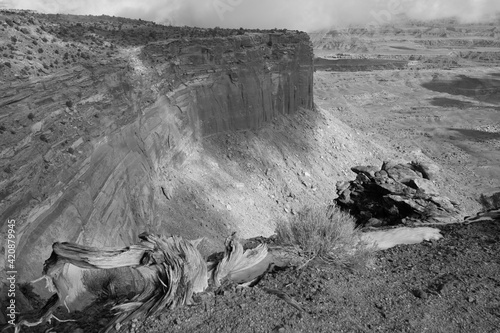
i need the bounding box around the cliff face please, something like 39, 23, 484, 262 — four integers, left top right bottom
0, 15, 313, 282
143, 34, 313, 135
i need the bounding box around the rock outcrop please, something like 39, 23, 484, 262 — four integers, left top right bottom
336, 161, 461, 227
0, 13, 313, 283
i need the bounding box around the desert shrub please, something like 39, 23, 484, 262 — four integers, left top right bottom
27, 112, 34, 120
276, 205, 373, 268
37, 47, 43, 53
65, 100, 73, 108
4, 62, 11, 68
10, 36, 17, 43
276, 205, 357, 259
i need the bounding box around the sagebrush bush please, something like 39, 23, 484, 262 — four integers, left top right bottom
276, 205, 357, 258
276, 205, 373, 268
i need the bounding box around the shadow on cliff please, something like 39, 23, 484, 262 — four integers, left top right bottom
151, 106, 324, 255
422, 75, 500, 105
205, 107, 322, 174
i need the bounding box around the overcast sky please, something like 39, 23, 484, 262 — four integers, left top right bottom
2, 0, 499, 31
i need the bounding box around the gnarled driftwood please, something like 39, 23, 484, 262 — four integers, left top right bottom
15, 232, 268, 333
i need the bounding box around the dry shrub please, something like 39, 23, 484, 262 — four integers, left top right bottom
276, 205, 373, 268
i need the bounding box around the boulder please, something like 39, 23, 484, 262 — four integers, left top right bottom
411, 160, 440, 180
407, 178, 439, 196
351, 165, 380, 178
30, 121, 43, 133
385, 164, 421, 183
336, 161, 461, 226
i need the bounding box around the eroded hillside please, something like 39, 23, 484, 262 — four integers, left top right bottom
0, 10, 314, 283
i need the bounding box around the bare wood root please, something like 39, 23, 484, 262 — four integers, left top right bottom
210, 232, 269, 286
18, 232, 268, 333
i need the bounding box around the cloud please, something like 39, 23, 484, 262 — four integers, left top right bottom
3, 0, 500, 31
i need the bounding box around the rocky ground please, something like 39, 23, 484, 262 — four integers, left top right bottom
21, 220, 500, 333
124, 220, 500, 333
2, 11, 500, 333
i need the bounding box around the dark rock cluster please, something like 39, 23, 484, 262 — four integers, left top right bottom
336, 160, 461, 227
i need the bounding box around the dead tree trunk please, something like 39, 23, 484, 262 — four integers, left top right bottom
15, 232, 268, 333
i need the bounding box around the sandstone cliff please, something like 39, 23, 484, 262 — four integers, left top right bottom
0, 12, 313, 282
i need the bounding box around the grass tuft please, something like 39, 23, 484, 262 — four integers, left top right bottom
275, 205, 373, 268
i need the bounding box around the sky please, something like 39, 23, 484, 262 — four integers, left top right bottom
1, 0, 499, 31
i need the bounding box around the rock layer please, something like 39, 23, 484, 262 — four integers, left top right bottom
0, 16, 313, 283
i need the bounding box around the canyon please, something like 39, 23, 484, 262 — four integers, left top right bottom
0, 12, 313, 283
1, 10, 500, 333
